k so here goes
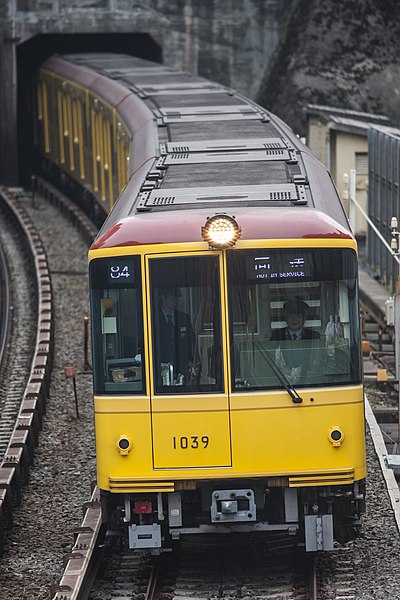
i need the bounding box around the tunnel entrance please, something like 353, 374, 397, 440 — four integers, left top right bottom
17, 33, 162, 186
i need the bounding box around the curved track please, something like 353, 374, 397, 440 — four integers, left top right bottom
0, 186, 52, 553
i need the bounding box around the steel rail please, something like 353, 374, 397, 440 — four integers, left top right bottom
0, 243, 11, 370
307, 553, 318, 600
0, 187, 53, 554
51, 486, 104, 600
145, 559, 161, 600
0, 237, 12, 552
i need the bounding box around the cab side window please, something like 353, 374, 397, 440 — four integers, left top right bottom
90, 256, 144, 394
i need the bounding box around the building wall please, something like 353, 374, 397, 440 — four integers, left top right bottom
306, 116, 328, 166
307, 117, 369, 239
330, 131, 368, 238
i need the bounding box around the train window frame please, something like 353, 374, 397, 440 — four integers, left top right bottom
89, 255, 145, 395
147, 252, 224, 395
227, 247, 361, 391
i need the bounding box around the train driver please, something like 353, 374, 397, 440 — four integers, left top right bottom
155, 287, 195, 386
270, 297, 320, 384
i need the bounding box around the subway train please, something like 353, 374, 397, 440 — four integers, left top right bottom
34, 53, 366, 553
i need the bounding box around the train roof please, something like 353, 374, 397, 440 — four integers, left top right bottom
93, 206, 352, 249
41, 53, 352, 249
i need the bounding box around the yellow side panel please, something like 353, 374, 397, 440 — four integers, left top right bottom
95, 411, 153, 491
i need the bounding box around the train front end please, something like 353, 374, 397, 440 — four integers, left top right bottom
89, 209, 366, 553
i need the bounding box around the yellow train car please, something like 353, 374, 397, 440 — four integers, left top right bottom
36, 53, 366, 553
35, 56, 132, 220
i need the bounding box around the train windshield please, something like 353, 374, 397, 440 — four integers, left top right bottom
227, 248, 361, 390
90, 256, 145, 394
149, 254, 223, 394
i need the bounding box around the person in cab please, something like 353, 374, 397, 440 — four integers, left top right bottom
156, 287, 195, 386
270, 297, 320, 384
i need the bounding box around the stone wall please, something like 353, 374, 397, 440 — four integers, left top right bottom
3, 0, 290, 97
0, 0, 292, 183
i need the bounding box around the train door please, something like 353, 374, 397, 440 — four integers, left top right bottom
146, 252, 232, 469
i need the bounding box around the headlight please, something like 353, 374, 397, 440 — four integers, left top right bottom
202, 214, 241, 248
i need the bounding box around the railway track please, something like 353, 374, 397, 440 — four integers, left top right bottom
51, 485, 103, 600
0, 186, 51, 553
86, 532, 361, 600
88, 533, 318, 600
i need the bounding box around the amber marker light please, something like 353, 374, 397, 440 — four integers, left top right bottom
117, 435, 132, 456
328, 427, 344, 447
202, 214, 241, 249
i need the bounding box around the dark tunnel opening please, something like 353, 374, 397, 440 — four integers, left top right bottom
17, 33, 162, 186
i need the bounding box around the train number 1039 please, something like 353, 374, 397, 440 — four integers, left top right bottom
173, 435, 209, 449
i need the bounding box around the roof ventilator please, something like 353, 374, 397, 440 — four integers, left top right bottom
156, 138, 297, 167
159, 105, 267, 124
137, 184, 305, 211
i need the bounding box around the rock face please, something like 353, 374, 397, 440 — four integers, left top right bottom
151, 0, 292, 100
257, 0, 400, 135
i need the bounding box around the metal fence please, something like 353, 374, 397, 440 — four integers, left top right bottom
368, 127, 400, 293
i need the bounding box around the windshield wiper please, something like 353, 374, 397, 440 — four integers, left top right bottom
256, 343, 303, 404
